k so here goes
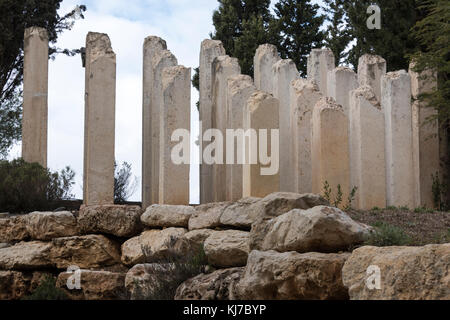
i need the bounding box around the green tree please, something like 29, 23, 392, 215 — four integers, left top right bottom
272, 0, 325, 76
114, 161, 137, 204
0, 90, 21, 157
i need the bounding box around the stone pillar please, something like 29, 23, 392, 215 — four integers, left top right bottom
226, 75, 256, 201
358, 54, 386, 103
409, 64, 440, 208
199, 40, 226, 204
142, 36, 175, 209
243, 92, 280, 198
22, 27, 49, 167
327, 67, 358, 117
211, 56, 241, 202
254, 44, 281, 94
307, 48, 335, 96
159, 66, 191, 205
311, 98, 350, 208
349, 86, 386, 210
83, 32, 116, 205
382, 70, 415, 208
290, 79, 322, 194
273, 59, 299, 192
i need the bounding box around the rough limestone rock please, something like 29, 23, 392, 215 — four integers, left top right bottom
51, 235, 121, 269
57, 270, 126, 300
174, 229, 216, 256
219, 197, 261, 230
249, 193, 329, 250
175, 268, 244, 300
342, 244, 450, 300
0, 243, 10, 249
78, 205, 142, 238
121, 228, 187, 266
0, 241, 53, 270
0, 215, 29, 242
0, 271, 53, 300
259, 206, 372, 253
204, 230, 250, 268
26, 211, 79, 240
189, 202, 230, 230
237, 250, 350, 300
125, 263, 175, 300
141, 204, 195, 228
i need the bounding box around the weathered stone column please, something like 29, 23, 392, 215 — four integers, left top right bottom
327, 67, 358, 117
273, 59, 299, 192
211, 55, 241, 202
22, 27, 49, 167
382, 70, 415, 208
142, 36, 176, 209
311, 98, 350, 208
226, 75, 256, 201
290, 79, 322, 194
307, 48, 335, 96
349, 86, 386, 210
358, 54, 386, 103
409, 64, 440, 208
159, 66, 191, 205
243, 92, 280, 198
199, 40, 226, 204
254, 44, 281, 94
83, 32, 116, 205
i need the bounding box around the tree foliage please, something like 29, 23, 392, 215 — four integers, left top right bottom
0, 89, 22, 157
114, 161, 137, 204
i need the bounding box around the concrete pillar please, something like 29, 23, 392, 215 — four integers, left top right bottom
409, 64, 440, 208
290, 79, 322, 194
211, 56, 241, 202
254, 44, 281, 94
199, 40, 226, 204
272, 59, 299, 192
311, 97, 350, 208
307, 48, 335, 96
349, 86, 386, 210
226, 75, 256, 201
142, 36, 174, 209
83, 32, 116, 205
358, 54, 386, 103
22, 27, 48, 167
159, 66, 191, 205
327, 67, 358, 117
382, 70, 415, 208
243, 92, 280, 198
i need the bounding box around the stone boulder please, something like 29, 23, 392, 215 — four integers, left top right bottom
237, 250, 350, 300
249, 193, 328, 250
0, 215, 29, 242
175, 268, 244, 300
0, 271, 52, 300
189, 202, 230, 230
342, 244, 450, 300
26, 211, 79, 240
0, 241, 53, 270
257, 206, 371, 253
141, 205, 195, 228
57, 270, 127, 300
204, 230, 250, 268
174, 229, 216, 256
78, 205, 142, 238
121, 228, 187, 266
219, 197, 260, 230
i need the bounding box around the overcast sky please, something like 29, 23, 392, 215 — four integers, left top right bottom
8, 0, 324, 204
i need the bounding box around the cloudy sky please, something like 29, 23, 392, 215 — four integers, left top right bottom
9, 0, 324, 203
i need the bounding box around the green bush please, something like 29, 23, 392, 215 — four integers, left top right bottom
0, 158, 75, 213
22, 276, 68, 300
365, 222, 412, 247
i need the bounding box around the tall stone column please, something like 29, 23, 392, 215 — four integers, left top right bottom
409, 64, 440, 208
142, 36, 173, 209
327, 67, 358, 117
349, 86, 386, 210
290, 79, 322, 194
243, 92, 280, 198
382, 70, 415, 208
22, 27, 49, 167
358, 54, 386, 103
159, 66, 191, 205
83, 32, 116, 205
199, 40, 226, 204
307, 49, 335, 96
272, 59, 299, 192
226, 75, 256, 201
211, 55, 241, 202
254, 44, 281, 94
311, 98, 350, 208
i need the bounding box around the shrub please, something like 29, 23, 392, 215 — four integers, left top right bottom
0, 158, 75, 213
364, 222, 412, 247
22, 276, 68, 300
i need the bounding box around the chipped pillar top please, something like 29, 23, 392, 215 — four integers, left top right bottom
291, 78, 320, 94
315, 97, 344, 113
213, 55, 241, 73
273, 58, 297, 72
352, 85, 381, 110
334, 66, 356, 74
86, 32, 115, 63
227, 75, 254, 94
247, 91, 277, 112
151, 49, 178, 67
144, 36, 167, 51
383, 69, 409, 80
201, 39, 226, 52
255, 44, 281, 60
358, 54, 386, 66
162, 65, 190, 88
24, 27, 49, 41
